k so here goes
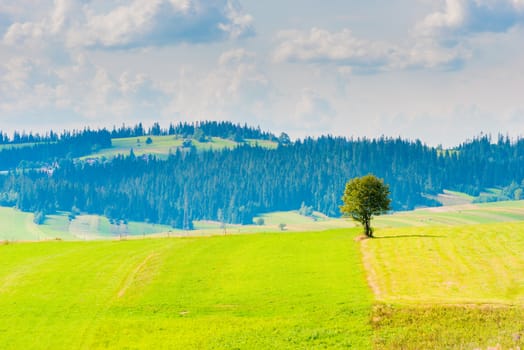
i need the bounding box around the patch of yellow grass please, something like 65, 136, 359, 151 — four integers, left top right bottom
362, 222, 524, 304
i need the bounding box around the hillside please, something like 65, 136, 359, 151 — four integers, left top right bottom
2, 122, 524, 230
83, 135, 278, 160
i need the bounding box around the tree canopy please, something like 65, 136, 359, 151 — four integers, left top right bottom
340, 175, 391, 238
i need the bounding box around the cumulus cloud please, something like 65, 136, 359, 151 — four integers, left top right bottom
218, 1, 255, 39
273, 28, 467, 72
273, 0, 524, 73
416, 0, 524, 37
2, 0, 254, 49
416, 0, 467, 37
273, 28, 399, 68
0, 54, 167, 124
2, 57, 34, 90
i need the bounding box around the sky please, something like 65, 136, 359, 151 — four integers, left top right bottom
1, 0, 524, 147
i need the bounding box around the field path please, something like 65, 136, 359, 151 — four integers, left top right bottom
117, 252, 159, 298
359, 237, 381, 299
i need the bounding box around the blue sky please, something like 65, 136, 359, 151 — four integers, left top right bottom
1, 0, 524, 146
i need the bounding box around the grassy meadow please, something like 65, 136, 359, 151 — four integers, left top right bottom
364, 222, 524, 349
0, 230, 372, 349
82, 135, 278, 160
374, 199, 524, 227
1, 201, 524, 348
0, 209, 174, 241
364, 222, 524, 304
5, 199, 524, 241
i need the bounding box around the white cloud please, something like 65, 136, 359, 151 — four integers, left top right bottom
50, 0, 77, 35
0, 53, 166, 124
218, 1, 255, 39
119, 72, 149, 95
272, 0, 524, 73
513, 0, 524, 10
2, 57, 34, 90
273, 28, 398, 68
162, 49, 269, 122
1, 0, 523, 146
168, 0, 192, 13
3, 0, 254, 49
416, 0, 524, 37
416, 0, 467, 37
78, 1, 160, 48
4, 21, 44, 45
273, 28, 466, 72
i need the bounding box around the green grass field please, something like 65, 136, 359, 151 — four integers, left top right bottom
0, 136, 278, 162
82, 135, 278, 160
374, 199, 524, 228
3, 200, 524, 241
363, 222, 524, 349
0, 230, 372, 349
2, 202, 524, 348
0, 210, 174, 241
0, 208, 354, 241
0, 207, 78, 241
364, 223, 524, 304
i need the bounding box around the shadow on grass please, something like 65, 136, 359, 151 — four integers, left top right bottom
373, 234, 445, 239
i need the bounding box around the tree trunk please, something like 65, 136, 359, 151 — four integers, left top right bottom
364, 219, 373, 238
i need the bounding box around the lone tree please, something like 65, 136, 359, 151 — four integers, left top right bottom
340, 174, 391, 238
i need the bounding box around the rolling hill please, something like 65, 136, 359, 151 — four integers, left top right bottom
82, 135, 278, 160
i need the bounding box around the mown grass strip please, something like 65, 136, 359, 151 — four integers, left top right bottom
362, 221, 524, 349
363, 222, 524, 304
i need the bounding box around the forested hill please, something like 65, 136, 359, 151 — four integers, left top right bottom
1, 122, 524, 229
0, 121, 277, 169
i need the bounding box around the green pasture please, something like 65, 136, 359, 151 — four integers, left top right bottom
245, 138, 279, 149
363, 222, 524, 304
83, 135, 278, 160
0, 135, 278, 162
363, 222, 524, 349
3, 200, 524, 241
374, 199, 524, 227
0, 210, 174, 241
0, 207, 77, 241
0, 208, 354, 241
2, 202, 524, 348
0, 230, 372, 349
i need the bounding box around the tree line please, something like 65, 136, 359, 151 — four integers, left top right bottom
0, 129, 112, 169
108, 121, 276, 141
0, 121, 277, 170
0, 121, 275, 145
1, 131, 524, 229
